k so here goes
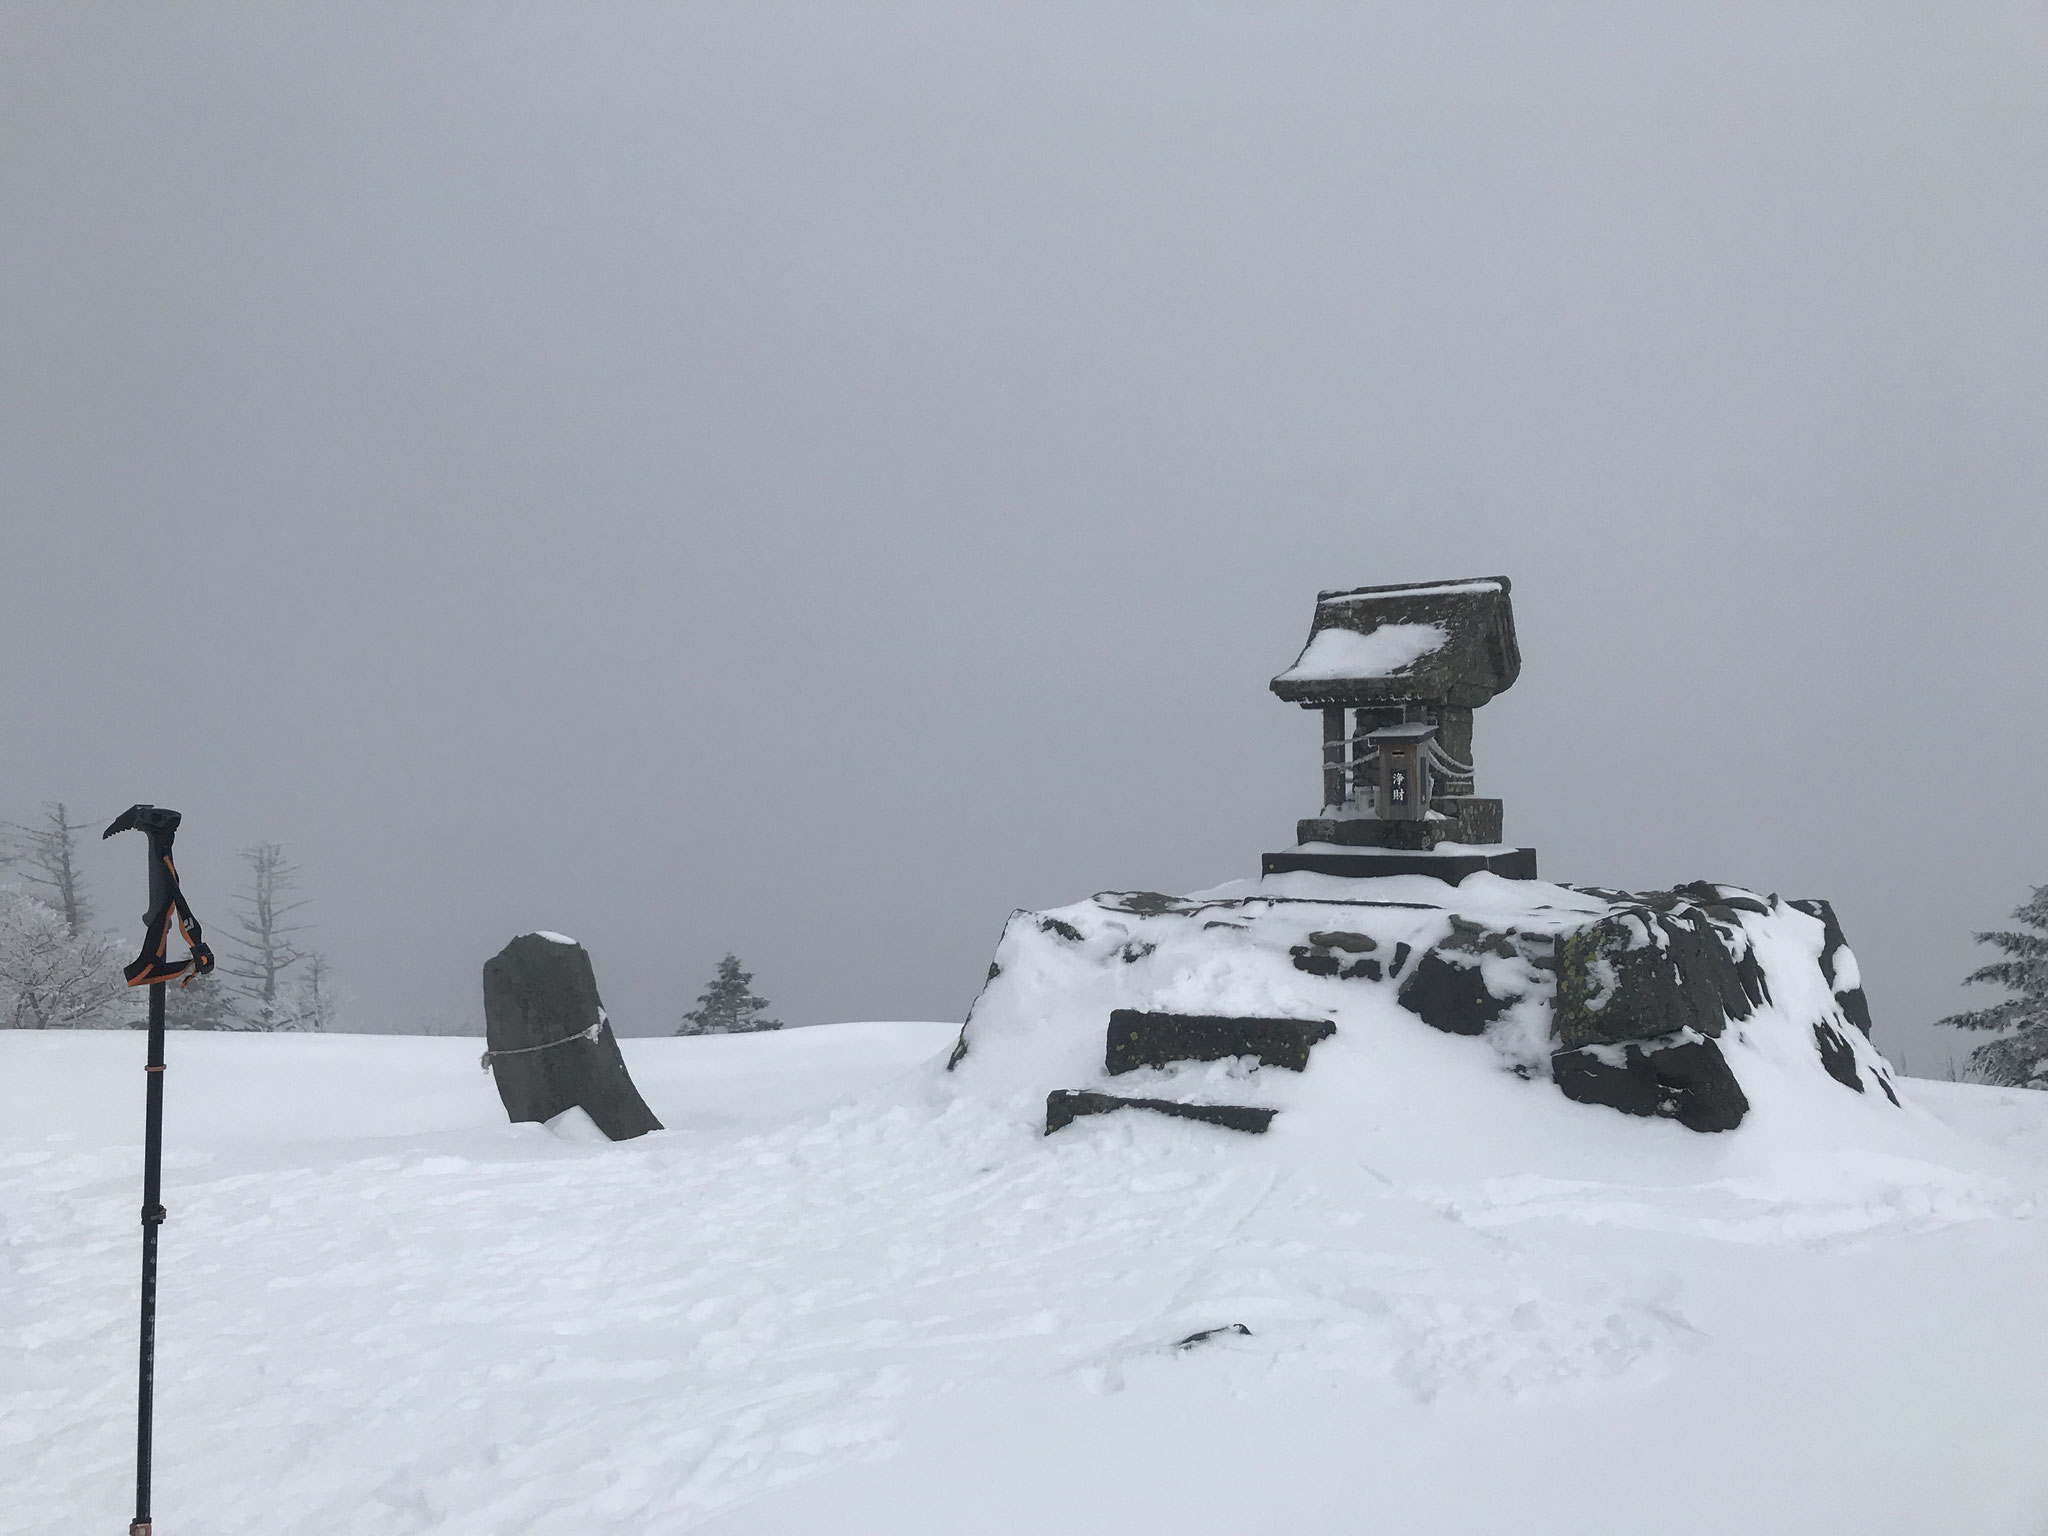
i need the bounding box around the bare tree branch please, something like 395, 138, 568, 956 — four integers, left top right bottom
219, 842, 311, 1020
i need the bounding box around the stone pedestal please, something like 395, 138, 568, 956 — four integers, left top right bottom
1263, 845, 1537, 882
1297, 797, 1502, 850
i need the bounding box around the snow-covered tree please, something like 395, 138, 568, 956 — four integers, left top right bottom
678, 953, 783, 1035
298, 950, 340, 1031
0, 885, 126, 1029
220, 842, 310, 1026
1937, 884, 2048, 1090
261, 950, 338, 1032
4, 802, 93, 937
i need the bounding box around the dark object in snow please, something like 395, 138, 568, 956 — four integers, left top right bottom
1310, 930, 1377, 952
1293, 929, 1388, 979
1813, 1021, 1865, 1092
1045, 1090, 1276, 1136
1263, 845, 1537, 882
1176, 1324, 1252, 1349
1441, 914, 1528, 961
1394, 918, 1551, 1037
1680, 881, 1770, 916
1290, 940, 1381, 980
1788, 898, 1873, 1038
1094, 891, 1192, 916
1397, 949, 1515, 1036
1106, 1011, 1334, 1075
1552, 1033, 1750, 1133
482, 935, 662, 1141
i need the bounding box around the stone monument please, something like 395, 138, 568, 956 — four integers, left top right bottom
481, 932, 663, 1141
1263, 575, 1537, 880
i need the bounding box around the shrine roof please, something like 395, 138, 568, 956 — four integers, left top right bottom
1270, 576, 1521, 708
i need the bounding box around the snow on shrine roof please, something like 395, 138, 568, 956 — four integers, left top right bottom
1320, 578, 1504, 603
1271, 576, 1521, 708
1276, 623, 1449, 685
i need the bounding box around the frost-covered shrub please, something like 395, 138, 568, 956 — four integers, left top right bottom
0, 885, 126, 1029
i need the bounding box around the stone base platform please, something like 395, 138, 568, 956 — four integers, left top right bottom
1262, 843, 1538, 882
1297, 797, 1503, 850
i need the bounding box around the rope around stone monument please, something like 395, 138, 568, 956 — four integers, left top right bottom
1425, 741, 1474, 778
480, 1019, 605, 1072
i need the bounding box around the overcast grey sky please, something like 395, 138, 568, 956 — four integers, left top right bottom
4, 4, 2043, 1072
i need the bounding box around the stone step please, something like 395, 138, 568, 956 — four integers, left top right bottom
1105, 1010, 1335, 1075
1045, 1090, 1276, 1136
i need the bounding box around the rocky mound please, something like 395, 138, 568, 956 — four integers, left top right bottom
947, 872, 1894, 1135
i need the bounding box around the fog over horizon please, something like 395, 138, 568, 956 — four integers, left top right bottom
4, 5, 2044, 1074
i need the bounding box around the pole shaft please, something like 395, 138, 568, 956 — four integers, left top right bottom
133, 979, 166, 1535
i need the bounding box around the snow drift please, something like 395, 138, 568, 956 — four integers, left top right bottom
7, 875, 2044, 1536
6, 1003, 2047, 1533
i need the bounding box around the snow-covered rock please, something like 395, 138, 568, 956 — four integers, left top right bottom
949, 872, 1897, 1135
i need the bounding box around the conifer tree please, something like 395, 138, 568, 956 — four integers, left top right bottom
1937, 884, 2048, 1089
678, 953, 783, 1035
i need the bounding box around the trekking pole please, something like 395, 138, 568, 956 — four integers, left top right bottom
102, 805, 213, 1536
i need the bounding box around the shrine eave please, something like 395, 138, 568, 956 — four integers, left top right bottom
1268, 574, 1521, 709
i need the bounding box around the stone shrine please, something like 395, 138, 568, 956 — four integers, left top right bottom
947, 573, 1897, 1138
1264, 576, 1537, 880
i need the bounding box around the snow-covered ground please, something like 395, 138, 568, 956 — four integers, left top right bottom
4, 1019, 2047, 1535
